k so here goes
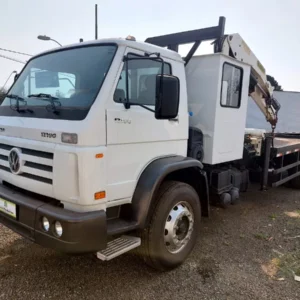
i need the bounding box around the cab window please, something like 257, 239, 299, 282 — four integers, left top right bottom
220, 63, 243, 108
114, 54, 171, 105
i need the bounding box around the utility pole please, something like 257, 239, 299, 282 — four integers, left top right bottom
95, 4, 98, 40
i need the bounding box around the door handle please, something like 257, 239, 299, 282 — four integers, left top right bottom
169, 118, 179, 122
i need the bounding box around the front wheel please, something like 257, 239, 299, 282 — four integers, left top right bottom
139, 181, 201, 271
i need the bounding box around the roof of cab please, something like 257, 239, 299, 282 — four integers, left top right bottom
32, 38, 184, 63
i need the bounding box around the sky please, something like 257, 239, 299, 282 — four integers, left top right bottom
0, 0, 299, 91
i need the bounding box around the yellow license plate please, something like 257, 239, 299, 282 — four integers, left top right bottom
0, 197, 17, 219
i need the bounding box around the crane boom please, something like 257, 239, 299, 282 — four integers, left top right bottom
217, 34, 280, 127
146, 16, 280, 128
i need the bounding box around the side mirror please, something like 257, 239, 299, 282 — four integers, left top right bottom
155, 74, 180, 119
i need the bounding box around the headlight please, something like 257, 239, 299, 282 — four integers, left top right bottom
61, 132, 78, 144
42, 217, 50, 231
54, 221, 63, 237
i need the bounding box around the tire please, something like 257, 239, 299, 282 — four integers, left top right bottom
230, 188, 239, 205
139, 181, 201, 271
290, 176, 300, 189
219, 192, 231, 209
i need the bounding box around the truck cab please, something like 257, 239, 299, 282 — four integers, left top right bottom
0, 37, 197, 260
0, 39, 188, 212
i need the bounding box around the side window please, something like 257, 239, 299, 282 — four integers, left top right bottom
220, 63, 243, 108
114, 69, 131, 102
114, 54, 171, 105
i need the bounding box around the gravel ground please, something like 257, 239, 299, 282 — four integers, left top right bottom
0, 184, 300, 300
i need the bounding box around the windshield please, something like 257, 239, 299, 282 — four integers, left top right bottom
0, 44, 117, 120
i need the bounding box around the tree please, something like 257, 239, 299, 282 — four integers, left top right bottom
267, 75, 283, 91
0, 87, 7, 104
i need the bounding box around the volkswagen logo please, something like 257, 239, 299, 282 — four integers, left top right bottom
8, 148, 23, 175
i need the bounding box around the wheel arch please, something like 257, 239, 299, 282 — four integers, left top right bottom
120, 155, 209, 229
164, 167, 209, 218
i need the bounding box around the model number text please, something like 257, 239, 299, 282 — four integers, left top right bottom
41, 132, 57, 138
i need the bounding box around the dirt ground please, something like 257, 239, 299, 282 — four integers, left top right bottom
0, 183, 299, 300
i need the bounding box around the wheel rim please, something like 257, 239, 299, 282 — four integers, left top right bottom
164, 201, 194, 254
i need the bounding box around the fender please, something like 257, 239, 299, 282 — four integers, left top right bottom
126, 155, 209, 229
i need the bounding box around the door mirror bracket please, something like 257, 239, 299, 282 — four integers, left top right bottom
122, 53, 180, 119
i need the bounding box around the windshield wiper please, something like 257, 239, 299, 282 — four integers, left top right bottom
6, 94, 33, 113
28, 93, 61, 113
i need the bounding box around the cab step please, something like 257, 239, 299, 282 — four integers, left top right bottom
96, 235, 141, 261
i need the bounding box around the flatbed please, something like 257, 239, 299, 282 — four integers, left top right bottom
273, 137, 300, 156
259, 133, 300, 188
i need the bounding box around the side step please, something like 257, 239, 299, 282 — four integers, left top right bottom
96, 236, 141, 261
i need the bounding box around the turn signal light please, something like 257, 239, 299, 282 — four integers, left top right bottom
95, 191, 106, 200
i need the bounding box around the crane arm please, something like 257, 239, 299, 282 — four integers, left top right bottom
217, 34, 280, 128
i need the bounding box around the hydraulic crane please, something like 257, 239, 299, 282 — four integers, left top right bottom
146, 16, 281, 130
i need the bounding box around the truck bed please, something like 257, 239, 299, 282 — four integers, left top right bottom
271, 133, 300, 156
263, 133, 300, 188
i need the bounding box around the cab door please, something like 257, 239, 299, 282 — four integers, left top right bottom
105, 49, 187, 203
214, 60, 250, 163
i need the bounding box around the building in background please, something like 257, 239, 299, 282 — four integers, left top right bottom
246, 91, 300, 133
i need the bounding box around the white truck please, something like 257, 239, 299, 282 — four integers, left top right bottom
0, 17, 299, 271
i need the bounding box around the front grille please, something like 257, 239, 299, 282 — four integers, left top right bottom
0, 144, 53, 159
0, 143, 53, 185
24, 161, 53, 172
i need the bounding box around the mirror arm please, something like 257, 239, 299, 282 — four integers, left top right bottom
123, 55, 163, 64
124, 55, 130, 109
125, 102, 155, 113
138, 104, 155, 113
122, 53, 165, 112
145, 52, 160, 58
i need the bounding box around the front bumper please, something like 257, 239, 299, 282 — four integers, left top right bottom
0, 184, 107, 254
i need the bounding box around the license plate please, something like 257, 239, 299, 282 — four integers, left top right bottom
0, 197, 17, 219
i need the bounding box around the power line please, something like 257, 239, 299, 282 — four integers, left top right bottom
0, 53, 26, 64
0, 47, 32, 57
